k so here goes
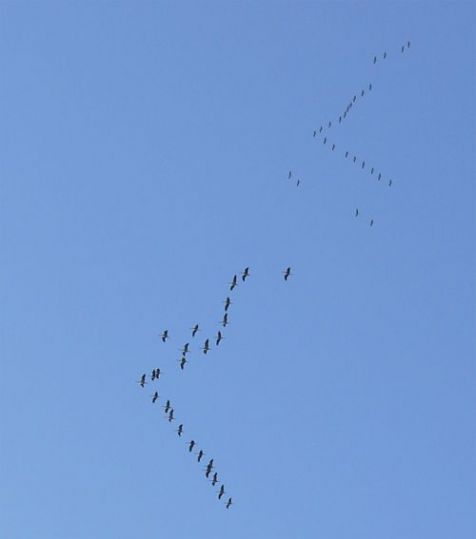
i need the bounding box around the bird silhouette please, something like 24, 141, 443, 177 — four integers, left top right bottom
164, 400, 171, 414
313, 130, 317, 137
221, 313, 229, 328
370, 219, 374, 227
355, 208, 359, 217
218, 485, 225, 500
361, 89, 365, 97
383, 51, 387, 59
151, 369, 156, 381
288, 170, 292, 179
401, 45, 405, 53
189, 440, 196, 452
353, 95, 357, 103
211, 472, 219, 486
373, 56, 377, 64
361, 161, 365, 169
378, 173, 382, 181
177, 424, 183, 437
332, 143, 335, 151
369, 83, 372, 91
388, 179, 392, 187
160, 330, 169, 343
338, 116, 342, 123
180, 356, 187, 370
371, 167, 374, 175
230, 275, 238, 291
323, 137, 327, 144
226, 498, 233, 509
202, 339, 210, 354
283, 267, 292, 281
216, 331, 223, 346
197, 450, 204, 462
242, 267, 250, 281
168, 409, 174, 422
345, 151, 349, 158
152, 391, 159, 403
138, 374, 147, 388
353, 156, 357, 163
319, 126, 323, 133
224, 297, 232, 311
191, 324, 200, 337
180, 343, 190, 355
407, 41, 411, 48
328, 121, 331, 128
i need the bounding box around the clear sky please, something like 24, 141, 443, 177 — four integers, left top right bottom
1, 2, 475, 538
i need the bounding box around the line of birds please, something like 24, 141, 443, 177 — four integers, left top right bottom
373, 40, 411, 65
158, 267, 292, 371
312, 82, 373, 142
136, 383, 233, 509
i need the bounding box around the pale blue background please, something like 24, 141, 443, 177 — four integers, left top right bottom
1, 2, 475, 538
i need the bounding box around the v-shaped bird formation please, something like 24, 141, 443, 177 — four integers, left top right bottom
290, 39, 411, 226
137, 266, 293, 508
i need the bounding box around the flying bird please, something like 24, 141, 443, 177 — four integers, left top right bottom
226, 498, 233, 509
407, 41, 411, 48
332, 144, 335, 151
242, 267, 250, 281
218, 485, 225, 500
152, 391, 159, 403
168, 409, 174, 422
361, 161, 365, 169
373, 56, 377, 64
313, 130, 317, 137
197, 450, 204, 462
371, 167, 374, 175
177, 424, 183, 437
288, 170, 292, 179
353, 95, 357, 102
191, 324, 200, 337
369, 83, 372, 91
160, 330, 169, 343
353, 156, 357, 163
216, 331, 223, 346
361, 89, 365, 97
323, 137, 327, 144
328, 121, 331, 128
224, 297, 232, 311
180, 343, 190, 355
319, 126, 323, 133
355, 208, 359, 217
230, 274, 238, 291
283, 267, 292, 281
211, 472, 219, 486
151, 369, 156, 381
383, 51, 387, 59
388, 179, 392, 187
221, 313, 229, 327
378, 173, 382, 181
202, 339, 210, 354
189, 440, 196, 452
138, 374, 147, 388
370, 219, 374, 227
164, 400, 171, 414
338, 116, 342, 123
401, 45, 405, 53
180, 356, 187, 370
296, 179, 300, 187
345, 151, 349, 158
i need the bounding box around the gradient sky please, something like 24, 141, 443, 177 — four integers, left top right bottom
1, 2, 475, 538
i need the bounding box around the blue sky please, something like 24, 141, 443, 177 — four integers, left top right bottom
1, 2, 475, 538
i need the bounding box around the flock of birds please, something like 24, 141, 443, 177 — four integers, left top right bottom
136, 39, 411, 511
288, 39, 411, 227
137, 266, 293, 508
